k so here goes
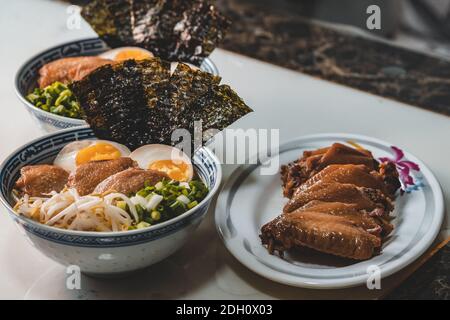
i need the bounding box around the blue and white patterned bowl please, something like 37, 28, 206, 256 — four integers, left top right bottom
15, 38, 220, 133
0, 126, 222, 276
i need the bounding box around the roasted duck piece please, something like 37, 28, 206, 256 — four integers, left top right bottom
379, 162, 402, 196
93, 168, 168, 195
283, 182, 394, 214
38, 56, 113, 88
260, 209, 382, 260
298, 164, 393, 198
67, 157, 137, 196
299, 201, 393, 236
261, 143, 401, 261
281, 143, 382, 198
15, 165, 69, 197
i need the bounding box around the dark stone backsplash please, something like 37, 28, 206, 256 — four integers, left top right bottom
216, 0, 450, 116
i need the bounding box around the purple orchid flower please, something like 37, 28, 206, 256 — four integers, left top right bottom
379, 146, 420, 193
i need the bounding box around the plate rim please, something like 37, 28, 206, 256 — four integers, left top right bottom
214, 133, 445, 289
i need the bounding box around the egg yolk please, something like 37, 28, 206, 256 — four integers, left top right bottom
75, 143, 121, 165
148, 160, 189, 181
114, 49, 152, 61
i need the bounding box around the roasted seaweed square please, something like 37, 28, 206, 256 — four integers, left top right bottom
104, 0, 133, 44
130, 0, 166, 45
69, 64, 116, 138
139, 58, 171, 108
70, 58, 252, 150
168, 62, 221, 114
81, 0, 230, 65
170, 0, 231, 65
181, 84, 252, 137
81, 0, 123, 47
70, 58, 173, 149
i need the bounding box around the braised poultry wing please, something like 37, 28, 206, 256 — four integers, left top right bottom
261, 143, 400, 260
261, 209, 382, 260
280, 143, 398, 198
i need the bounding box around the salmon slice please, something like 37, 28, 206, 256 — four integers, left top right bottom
38, 56, 113, 88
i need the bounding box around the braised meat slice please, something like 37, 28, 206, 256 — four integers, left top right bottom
260, 209, 382, 260
299, 201, 393, 236
93, 168, 169, 195
38, 56, 113, 88
67, 157, 137, 195
15, 164, 69, 197
298, 164, 392, 198
283, 182, 394, 213
379, 162, 401, 196
281, 143, 380, 198
262, 143, 401, 261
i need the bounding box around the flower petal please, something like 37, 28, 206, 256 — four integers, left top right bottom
391, 146, 405, 161
402, 174, 414, 186
400, 160, 420, 171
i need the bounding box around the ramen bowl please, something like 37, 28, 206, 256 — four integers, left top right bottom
15, 38, 220, 133
0, 126, 222, 276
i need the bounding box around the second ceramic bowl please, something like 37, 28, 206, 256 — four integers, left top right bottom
15, 38, 220, 133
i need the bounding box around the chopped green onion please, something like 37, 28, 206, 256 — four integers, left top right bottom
187, 201, 198, 209
26, 81, 83, 119
151, 210, 161, 221
116, 200, 127, 211
125, 179, 208, 227
176, 195, 190, 205
136, 221, 151, 229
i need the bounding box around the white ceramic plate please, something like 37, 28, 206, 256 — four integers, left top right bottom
215, 133, 444, 289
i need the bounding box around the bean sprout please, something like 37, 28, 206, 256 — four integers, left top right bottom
14, 188, 136, 232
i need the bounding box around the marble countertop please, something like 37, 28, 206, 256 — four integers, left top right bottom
216, 0, 450, 117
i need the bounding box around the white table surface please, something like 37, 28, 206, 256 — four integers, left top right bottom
0, 0, 448, 299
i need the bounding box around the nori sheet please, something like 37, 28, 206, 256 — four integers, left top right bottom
69, 58, 252, 150
81, 0, 230, 65
81, 0, 122, 47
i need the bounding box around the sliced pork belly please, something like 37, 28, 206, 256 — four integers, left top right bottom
15, 164, 69, 197
283, 182, 394, 214
260, 209, 382, 260
67, 157, 137, 195
93, 168, 168, 195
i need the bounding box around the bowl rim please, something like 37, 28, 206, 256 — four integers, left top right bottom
0, 125, 222, 238
14, 37, 219, 126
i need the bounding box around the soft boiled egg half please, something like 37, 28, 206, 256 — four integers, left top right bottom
99, 47, 154, 62
129, 144, 193, 182
54, 140, 131, 173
